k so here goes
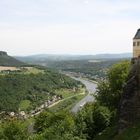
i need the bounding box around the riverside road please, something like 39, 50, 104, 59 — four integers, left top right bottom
71, 77, 97, 113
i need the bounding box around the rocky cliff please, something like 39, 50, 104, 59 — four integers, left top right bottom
0, 51, 25, 66
119, 56, 140, 132
0, 51, 7, 56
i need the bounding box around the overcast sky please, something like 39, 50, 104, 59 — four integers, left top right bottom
0, 0, 140, 56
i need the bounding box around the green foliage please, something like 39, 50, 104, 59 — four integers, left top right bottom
108, 60, 129, 93
49, 94, 86, 112
33, 111, 78, 140
34, 111, 74, 133
34, 103, 111, 140
19, 100, 31, 111
0, 120, 28, 140
34, 111, 54, 132
96, 60, 130, 110
0, 69, 83, 112
75, 103, 111, 140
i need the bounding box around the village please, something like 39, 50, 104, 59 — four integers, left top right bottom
0, 94, 62, 121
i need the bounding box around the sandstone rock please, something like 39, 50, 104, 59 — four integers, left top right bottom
119, 56, 140, 132
0, 51, 7, 56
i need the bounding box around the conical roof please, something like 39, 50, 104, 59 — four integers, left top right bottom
134, 29, 140, 39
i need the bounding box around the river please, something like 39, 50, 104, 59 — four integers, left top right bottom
71, 77, 97, 113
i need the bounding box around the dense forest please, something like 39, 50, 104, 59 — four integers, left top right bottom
0, 68, 83, 112
1, 60, 138, 140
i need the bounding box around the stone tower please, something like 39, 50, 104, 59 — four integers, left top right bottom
133, 29, 140, 58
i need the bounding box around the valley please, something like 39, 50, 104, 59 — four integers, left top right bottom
16, 54, 130, 81
0, 51, 135, 140
1, 0, 139, 139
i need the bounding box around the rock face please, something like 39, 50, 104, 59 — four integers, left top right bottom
119, 56, 140, 132
0, 51, 7, 56
0, 51, 25, 66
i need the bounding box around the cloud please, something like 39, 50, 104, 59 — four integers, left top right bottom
84, 0, 89, 4
0, 0, 140, 55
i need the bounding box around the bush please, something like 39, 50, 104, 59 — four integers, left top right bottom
96, 60, 130, 110
1, 121, 28, 140
75, 103, 111, 140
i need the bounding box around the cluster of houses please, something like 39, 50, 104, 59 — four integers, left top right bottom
0, 111, 27, 121
63, 71, 104, 82
30, 95, 62, 117
0, 95, 62, 121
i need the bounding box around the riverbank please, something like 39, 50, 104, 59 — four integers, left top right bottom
70, 77, 97, 113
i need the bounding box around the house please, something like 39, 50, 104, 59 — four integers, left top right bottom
19, 111, 27, 119
9, 112, 15, 117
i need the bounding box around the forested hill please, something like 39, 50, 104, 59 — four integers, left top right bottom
0, 51, 25, 66
0, 68, 83, 112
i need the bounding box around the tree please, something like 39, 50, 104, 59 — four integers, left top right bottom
2, 120, 28, 140
96, 60, 130, 110
75, 103, 111, 140
34, 111, 77, 140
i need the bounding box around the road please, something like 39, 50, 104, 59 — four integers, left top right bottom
71, 77, 97, 113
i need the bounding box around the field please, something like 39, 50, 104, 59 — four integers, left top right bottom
55, 88, 84, 98
0, 66, 44, 74
49, 93, 87, 112
22, 67, 44, 74
0, 66, 20, 71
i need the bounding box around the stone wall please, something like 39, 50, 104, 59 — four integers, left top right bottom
119, 56, 140, 132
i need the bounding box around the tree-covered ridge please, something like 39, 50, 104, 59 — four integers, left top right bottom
44, 59, 127, 81
0, 69, 83, 112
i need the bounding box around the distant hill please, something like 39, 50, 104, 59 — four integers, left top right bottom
0, 51, 25, 66
16, 53, 132, 62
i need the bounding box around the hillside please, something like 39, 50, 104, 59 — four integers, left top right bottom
0, 68, 83, 112
0, 51, 25, 66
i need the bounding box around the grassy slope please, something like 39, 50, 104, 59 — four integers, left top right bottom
49, 93, 87, 112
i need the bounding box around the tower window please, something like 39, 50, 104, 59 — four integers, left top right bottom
137, 42, 140, 46
133, 42, 136, 46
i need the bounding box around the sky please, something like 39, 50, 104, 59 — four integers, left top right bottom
0, 0, 140, 56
